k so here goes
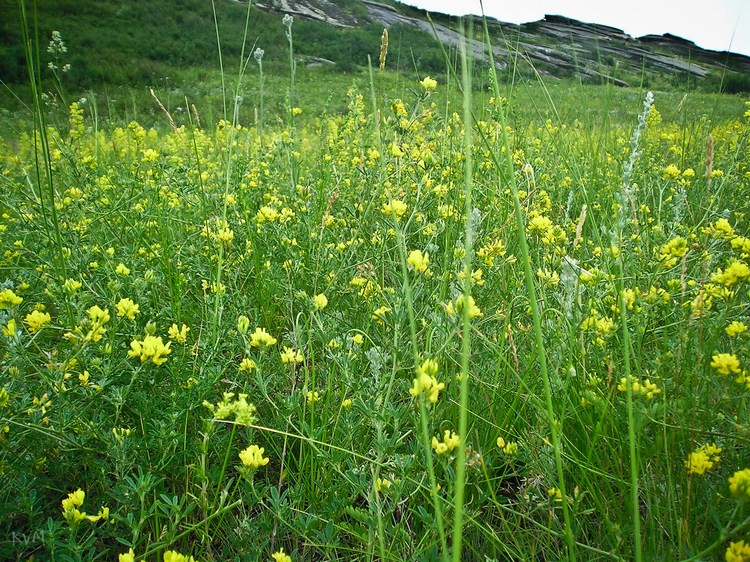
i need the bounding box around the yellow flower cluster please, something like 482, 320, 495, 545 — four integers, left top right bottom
685, 443, 722, 475
409, 359, 444, 403
203, 392, 257, 426
128, 335, 172, 365
168, 323, 190, 343
407, 249, 430, 273
381, 199, 407, 220
726, 321, 748, 337
272, 548, 292, 562
281, 346, 304, 364
116, 297, 140, 320
239, 444, 269, 469
432, 430, 460, 455
497, 437, 519, 456
729, 468, 750, 501
61, 488, 109, 527
726, 541, 750, 562
163, 551, 196, 562
617, 376, 662, 400
711, 353, 742, 376
0, 288, 23, 309
658, 236, 688, 268
25, 309, 51, 333
250, 327, 278, 347
711, 260, 750, 286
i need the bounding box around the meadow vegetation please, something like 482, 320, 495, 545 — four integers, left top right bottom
1, 7, 750, 562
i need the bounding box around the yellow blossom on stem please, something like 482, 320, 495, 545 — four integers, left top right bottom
420, 76, 437, 91
239, 444, 269, 469
272, 548, 292, 562
726, 541, 750, 562
163, 551, 196, 562
381, 199, 407, 219
116, 298, 140, 320
250, 327, 277, 347
407, 249, 429, 273
432, 430, 460, 455
0, 288, 23, 309
281, 346, 304, 364
729, 468, 750, 501
168, 323, 190, 343
711, 353, 742, 375
726, 321, 748, 337
313, 293, 328, 310
685, 443, 722, 475
25, 309, 51, 333
239, 358, 257, 373
115, 263, 130, 276
128, 335, 172, 365
119, 549, 135, 562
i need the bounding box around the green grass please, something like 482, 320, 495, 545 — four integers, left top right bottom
1, 7, 750, 562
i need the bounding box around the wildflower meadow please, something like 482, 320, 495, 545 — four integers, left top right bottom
1, 10, 750, 562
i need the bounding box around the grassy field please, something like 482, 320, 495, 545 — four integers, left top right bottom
2, 11, 750, 562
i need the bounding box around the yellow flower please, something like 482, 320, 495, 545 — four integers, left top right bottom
2, 318, 17, 337
372, 305, 391, 324
0, 288, 23, 309
432, 430, 460, 455
729, 468, 750, 501
128, 335, 172, 365
497, 436, 519, 455
237, 315, 250, 334
250, 327, 277, 347
168, 323, 190, 343
663, 164, 681, 179
407, 249, 429, 273
342, 398, 353, 408
420, 76, 437, 91
685, 443, 722, 475
455, 294, 482, 319
381, 199, 407, 219
726, 541, 750, 562
163, 551, 195, 562
281, 346, 304, 364
351, 333, 364, 345
115, 263, 131, 276
306, 390, 320, 404
239, 444, 269, 468
119, 548, 135, 562
272, 548, 292, 562
711, 260, 750, 286
63, 278, 82, 294
313, 293, 328, 310
726, 321, 748, 337
116, 298, 140, 320
375, 477, 392, 492
711, 353, 741, 375
239, 358, 257, 373
409, 359, 444, 403
61, 488, 85, 510
25, 309, 51, 333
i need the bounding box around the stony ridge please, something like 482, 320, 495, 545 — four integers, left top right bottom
256, 0, 750, 85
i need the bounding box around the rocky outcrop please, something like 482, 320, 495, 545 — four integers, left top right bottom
253, 0, 750, 85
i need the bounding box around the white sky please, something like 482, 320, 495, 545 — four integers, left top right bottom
396, 0, 750, 57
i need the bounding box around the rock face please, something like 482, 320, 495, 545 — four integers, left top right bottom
255, 0, 750, 85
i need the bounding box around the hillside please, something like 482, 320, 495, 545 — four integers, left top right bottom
1, 0, 749, 93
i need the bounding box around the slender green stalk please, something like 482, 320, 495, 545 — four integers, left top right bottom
478, 3, 577, 558
19, 0, 73, 325
396, 226, 449, 561
451, 20, 474, 562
